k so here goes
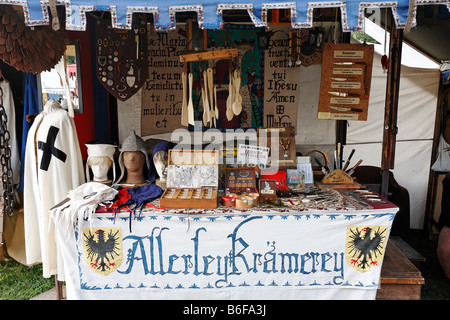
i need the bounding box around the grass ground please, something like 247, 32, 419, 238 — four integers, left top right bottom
0, 260, 54, 300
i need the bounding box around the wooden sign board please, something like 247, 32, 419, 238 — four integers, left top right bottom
318, 43, 374, 121
141, 29, 186, 135
258, 126, 296, 169
264, 26, 299, 130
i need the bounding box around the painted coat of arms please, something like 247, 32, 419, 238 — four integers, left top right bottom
345, 225, 388, 272
83, 227, 123, 276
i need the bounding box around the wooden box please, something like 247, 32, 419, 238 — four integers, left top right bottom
257, 126, 296, 169
376, 240, 424, 300
259, 179, 278, 202
225, 167, 258, 194
160, 149, 219, 209
160, 187, 218, 209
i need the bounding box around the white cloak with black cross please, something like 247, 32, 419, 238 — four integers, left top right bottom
24, 100, 85, 280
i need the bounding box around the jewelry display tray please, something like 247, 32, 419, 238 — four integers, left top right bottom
160, 149, 219, 210
224, 167, 258, 194
159, 187, 218, 209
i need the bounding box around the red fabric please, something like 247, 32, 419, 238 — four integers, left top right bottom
109, 188, 131, 211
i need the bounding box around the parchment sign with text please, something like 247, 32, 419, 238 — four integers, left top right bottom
141, 30, 186, 135
318, 43, 374, 121
264, 27, 299, 130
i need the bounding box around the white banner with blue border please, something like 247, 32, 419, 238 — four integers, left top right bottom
57, 208, 397, 299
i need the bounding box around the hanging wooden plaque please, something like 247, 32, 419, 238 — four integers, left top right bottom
318, 43, 374, 121
95, 18, 148, 101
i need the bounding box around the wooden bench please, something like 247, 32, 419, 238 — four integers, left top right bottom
376, 240, 425, 300
390, 236, 426, 268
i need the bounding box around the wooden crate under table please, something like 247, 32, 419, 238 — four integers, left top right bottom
376, 240, 425, 300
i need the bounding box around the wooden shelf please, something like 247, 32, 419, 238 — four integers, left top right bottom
179, 48, 238, 63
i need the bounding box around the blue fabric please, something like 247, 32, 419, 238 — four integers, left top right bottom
114, 183, 164, 232
19, 73, 39, 192
124, 183, 164, 209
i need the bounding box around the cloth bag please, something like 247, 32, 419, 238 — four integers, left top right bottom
431, 134, 450, 172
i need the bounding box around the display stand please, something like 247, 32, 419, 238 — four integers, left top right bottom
317, 169, 361, 189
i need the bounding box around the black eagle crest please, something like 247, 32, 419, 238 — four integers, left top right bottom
84, 229, 121, 272
347, 226, 386, 270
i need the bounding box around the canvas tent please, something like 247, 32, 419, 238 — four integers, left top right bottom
296, 18, 440, 230
345, 18, 440, 229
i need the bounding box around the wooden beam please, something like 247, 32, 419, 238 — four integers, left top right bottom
180, 48, 238, 63
381, 18, 403, 198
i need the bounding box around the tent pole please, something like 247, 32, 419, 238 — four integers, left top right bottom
381, 17, 403, 198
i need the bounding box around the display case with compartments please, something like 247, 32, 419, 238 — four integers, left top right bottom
160, 149, 219, 209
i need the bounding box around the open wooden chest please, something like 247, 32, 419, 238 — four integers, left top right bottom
224, 167, 258, 194
159, 149, 219, 209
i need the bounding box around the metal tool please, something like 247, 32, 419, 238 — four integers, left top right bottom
329, 106, 363, 112
342, 149, 355, 171
346, 159, 363, 176
331, 77, 359, 82
329, 91, 360, 97
323, 151, 334, 173
334, 62, 366, 65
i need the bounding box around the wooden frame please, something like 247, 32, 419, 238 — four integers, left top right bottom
180, 48, 238, 63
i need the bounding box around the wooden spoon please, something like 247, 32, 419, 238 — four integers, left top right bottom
202, 87, 208, 126
187, 73, 194, 125
226, 69, 234, 121
232, 70, 242, 115
207, 68, 215, 126
203, 70, 210, 127
214, 85, 218, 119
181, 71, 188, 126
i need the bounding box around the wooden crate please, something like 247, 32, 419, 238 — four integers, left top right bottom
160, 187, 218, 209
376, 240, 425, 300
160, 149, 219, 210
224, 167, 258, 194
168, 149, 219, 166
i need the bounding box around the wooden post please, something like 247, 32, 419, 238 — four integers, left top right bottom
55, 278, 63, 300
381, 19, 403, 198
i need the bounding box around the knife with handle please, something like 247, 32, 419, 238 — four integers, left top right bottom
329, 106, 363, 112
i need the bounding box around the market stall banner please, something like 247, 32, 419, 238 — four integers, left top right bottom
57, 208, 397, 299
3, 0, 436, 33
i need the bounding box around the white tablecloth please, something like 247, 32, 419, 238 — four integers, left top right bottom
56, 205, 398, 300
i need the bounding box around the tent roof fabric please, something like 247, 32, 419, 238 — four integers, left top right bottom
1, 0, 448, 32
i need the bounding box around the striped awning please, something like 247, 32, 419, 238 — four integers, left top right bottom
0, 0, 449, 31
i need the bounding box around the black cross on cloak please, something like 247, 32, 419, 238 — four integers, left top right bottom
38, 125, 67, 171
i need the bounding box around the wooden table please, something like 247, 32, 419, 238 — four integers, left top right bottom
377, 240, 425, 300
